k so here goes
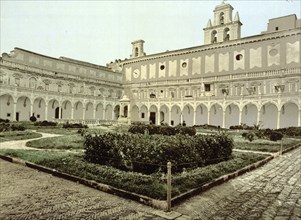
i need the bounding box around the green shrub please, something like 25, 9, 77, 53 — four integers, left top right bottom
30, 115, 37, 122
246, 132, 255, 142
128, 124, 196, 136
276, 127, 301, 137
84, 133, 233, 174
62, 122, 88, 129
34, 120, 57, 127
10, 124, 26, 131
269, 131, 283, 142
0, 123, 10, 132
0, 118, 9, 123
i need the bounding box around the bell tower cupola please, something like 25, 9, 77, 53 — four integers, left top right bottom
130, 40, 146, 58
203, 1, 242, 45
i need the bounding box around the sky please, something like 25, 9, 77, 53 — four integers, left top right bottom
1, 0, 300, 66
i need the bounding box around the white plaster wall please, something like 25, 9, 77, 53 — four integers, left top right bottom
192, 57, 201, 75
219, 53, 229, 72
0, 95, 14, 120
286, 41, 300, 64
241, 104, 257, 126
260, 104, 278, 129
250, 47, 262, 68
205, 55, 215, 73
280, 103, 298, 128
225, 104, 239, 128
210, 104, 223, 127
168, 60, 177, 77
195, 105, 208, 125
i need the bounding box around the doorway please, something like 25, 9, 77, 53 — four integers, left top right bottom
150, 112, 156, 124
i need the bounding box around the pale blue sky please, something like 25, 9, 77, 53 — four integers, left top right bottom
1, 0, 300, 65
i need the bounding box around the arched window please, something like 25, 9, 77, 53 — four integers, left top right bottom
135, 47, 139, 57
220, 12, 225, 25
211, 30, 217, 43
224, 27, 230, 41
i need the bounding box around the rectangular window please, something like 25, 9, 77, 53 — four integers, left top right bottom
204, 84, 211, 92
171, 120, 174, 126
141, 113, 145, 119
37, 114, 40, 118
7, 113, 11, 117
275, 27, 279, 31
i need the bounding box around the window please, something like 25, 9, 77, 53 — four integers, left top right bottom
224, 28, 230, 42
211, 30, 217, 43
141, 113, 145, 119
7, 113, 11, 117
275, 27, 279, 31
236, 54, 243, 61
135, 47, 139, 57
160, 65, 165, 70
220, 12, 225, 25
37, 114, 40, 118
204, 84, 211, 92
182, 62, 187, 68
150, 93, 156, 98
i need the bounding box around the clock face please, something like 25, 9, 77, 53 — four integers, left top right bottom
133, 70, 140, 78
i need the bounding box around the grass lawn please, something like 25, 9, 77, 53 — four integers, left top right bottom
0, 131, 42, 143
0, 149, 269, 200
35, 127, 79, 135
233, 136, 301, 152
26, 134, 84, 150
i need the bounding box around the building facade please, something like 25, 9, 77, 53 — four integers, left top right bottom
109, 2, 301, 129
0, 48, 122, 124
1, 2, 300, 129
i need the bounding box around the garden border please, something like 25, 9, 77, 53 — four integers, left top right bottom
0, 142, 300, 211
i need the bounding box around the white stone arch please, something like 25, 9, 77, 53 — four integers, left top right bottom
0, 94, 15, 121
33, 97, 46, 121
209, 103, 223, 127
170, 104, 181, 126
140, 104, 148, 123
241, 102, 258, 127
280, 101, 299, 128
260, 102, 278, 129
159, 104, 169, 125
95, 102, 104, 120
195, 103, 208, 125
85, 102, 94, 120
131, 104, 140, 122
149, 104, 158, 125
225, 103, 240, 128
74, 101, 84, 120
16, 95, 31, 121
105, 104, 113, 120
61, 100, 72, 120
182, 104, 195, 126
48, 98, 60, 120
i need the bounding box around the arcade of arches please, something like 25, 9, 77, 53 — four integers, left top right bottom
130, 101, 300, 129
0, 94, 120, 122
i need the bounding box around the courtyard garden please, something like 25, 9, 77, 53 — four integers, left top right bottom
0, 120, 300, 202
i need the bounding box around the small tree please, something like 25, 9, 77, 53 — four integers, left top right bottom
30, 114, 37, 122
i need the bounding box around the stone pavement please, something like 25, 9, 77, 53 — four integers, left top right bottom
0, 147, 300, 219
173, 147, 301, 220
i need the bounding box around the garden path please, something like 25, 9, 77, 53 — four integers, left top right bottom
0, 132, 62, 150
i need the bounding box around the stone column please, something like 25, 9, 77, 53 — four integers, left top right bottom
277, 110, 281, 129
168, 110, 172, 126
193, 110, 196, 126
13, 102, 17, 121
238, 110, 242, 125
256, 109, 261, 126
30, 103, 33, 117
71, 107, 74, 120
222, 110, 226, 128
157, 110, 161, 125
58, 104, 62, 119
82, 106, 86, 120
180, 112, 183, 124
103, 107, 106, 121
207, 110, 211, 125
45, 104, 48, 121
93, 107, 96, 120
298, 109, 301, 127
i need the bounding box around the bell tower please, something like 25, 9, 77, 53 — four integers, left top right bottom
130, 40, 146, 58
203, 1, 242, 45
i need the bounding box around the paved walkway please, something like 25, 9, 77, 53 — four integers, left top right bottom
173, 147, 301, 220
0, 132, 61, 150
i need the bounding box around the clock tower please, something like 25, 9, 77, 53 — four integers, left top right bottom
131, 40, 146, 58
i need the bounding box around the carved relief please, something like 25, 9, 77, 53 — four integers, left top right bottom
180, 59, 188, 76
268, 44, 280, 66
192, 57, 201, 75
234, 50, 245, 70
286, 41, 300, 64
141, 65, 147, 80
159, 62, 166, 78
250, 47, 262, 68
149, 63, 156, 79
125, 67, 132, 81
218, 53, 229, 72
168, 60, 177, 77
205, 54, 215, 73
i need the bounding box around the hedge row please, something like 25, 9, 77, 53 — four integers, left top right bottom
0, 124, 26, 132
34, 121, 57, 127
62, 123, 88, 129
128, 124, 196, 136
84, 133, 233, 174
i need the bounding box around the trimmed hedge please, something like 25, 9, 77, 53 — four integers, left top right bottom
62, 123, 88, 129
34, 120, 57, 127
84, 133, 233, 174
128, 124, 196, 136
0, 124, 25, 132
